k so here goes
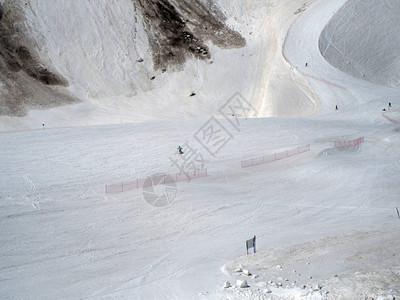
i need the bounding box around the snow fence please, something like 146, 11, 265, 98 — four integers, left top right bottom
241, 145, 311, 168
382, 113, 400, 124
105, 169, 207, 194
333, 137, 364, 148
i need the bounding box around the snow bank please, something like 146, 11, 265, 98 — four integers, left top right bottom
319, 0, 400, 88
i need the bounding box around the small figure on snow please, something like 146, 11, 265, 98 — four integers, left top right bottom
383, 108, 386, 111
335, 105, 338, 110
305, 62, 308, 67
177, 145, 183, 155
389, 102, 392, 108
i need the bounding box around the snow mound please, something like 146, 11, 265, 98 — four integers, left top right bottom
218, 231, 400, 299
319, 0, 400, 88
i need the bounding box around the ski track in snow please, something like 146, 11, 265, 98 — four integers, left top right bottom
1, 0, 400, 299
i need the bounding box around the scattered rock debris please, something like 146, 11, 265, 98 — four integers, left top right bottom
132, 0, 245, 71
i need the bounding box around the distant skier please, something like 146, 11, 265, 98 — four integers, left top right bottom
305, 62, 308, 67
335, 105, 338, 110
177, 145, 183, 155
389, 102, 392, 108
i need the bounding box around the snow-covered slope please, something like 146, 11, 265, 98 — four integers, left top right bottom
0, 0, 319, 130
319, 0, 400, 88
1, 0, 400, 299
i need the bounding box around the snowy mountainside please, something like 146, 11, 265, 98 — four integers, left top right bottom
1, 0, 400, 299
0, 0, 320, 130
0, 0, 244, 117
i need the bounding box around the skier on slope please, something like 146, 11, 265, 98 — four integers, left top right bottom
177, 145, 183, 154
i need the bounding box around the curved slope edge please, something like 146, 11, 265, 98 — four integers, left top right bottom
319, 0, 400, 88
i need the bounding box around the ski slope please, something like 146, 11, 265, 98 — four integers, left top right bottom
1, 0, 400, 299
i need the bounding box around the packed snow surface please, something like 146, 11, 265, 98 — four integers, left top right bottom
319, 0, 400, 89
1, 0, 400, 299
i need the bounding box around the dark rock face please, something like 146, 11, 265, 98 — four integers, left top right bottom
0, 0, 246, 117
0, 1, 75, 117
133, 0, 245, 70
0, 3, 68, 86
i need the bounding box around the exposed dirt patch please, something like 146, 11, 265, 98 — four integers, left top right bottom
0, 1, 77, 117
133, 0, 246, 70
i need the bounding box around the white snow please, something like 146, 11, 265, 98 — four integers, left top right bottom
1, 0, 400, 299
236, 280, 249, 288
